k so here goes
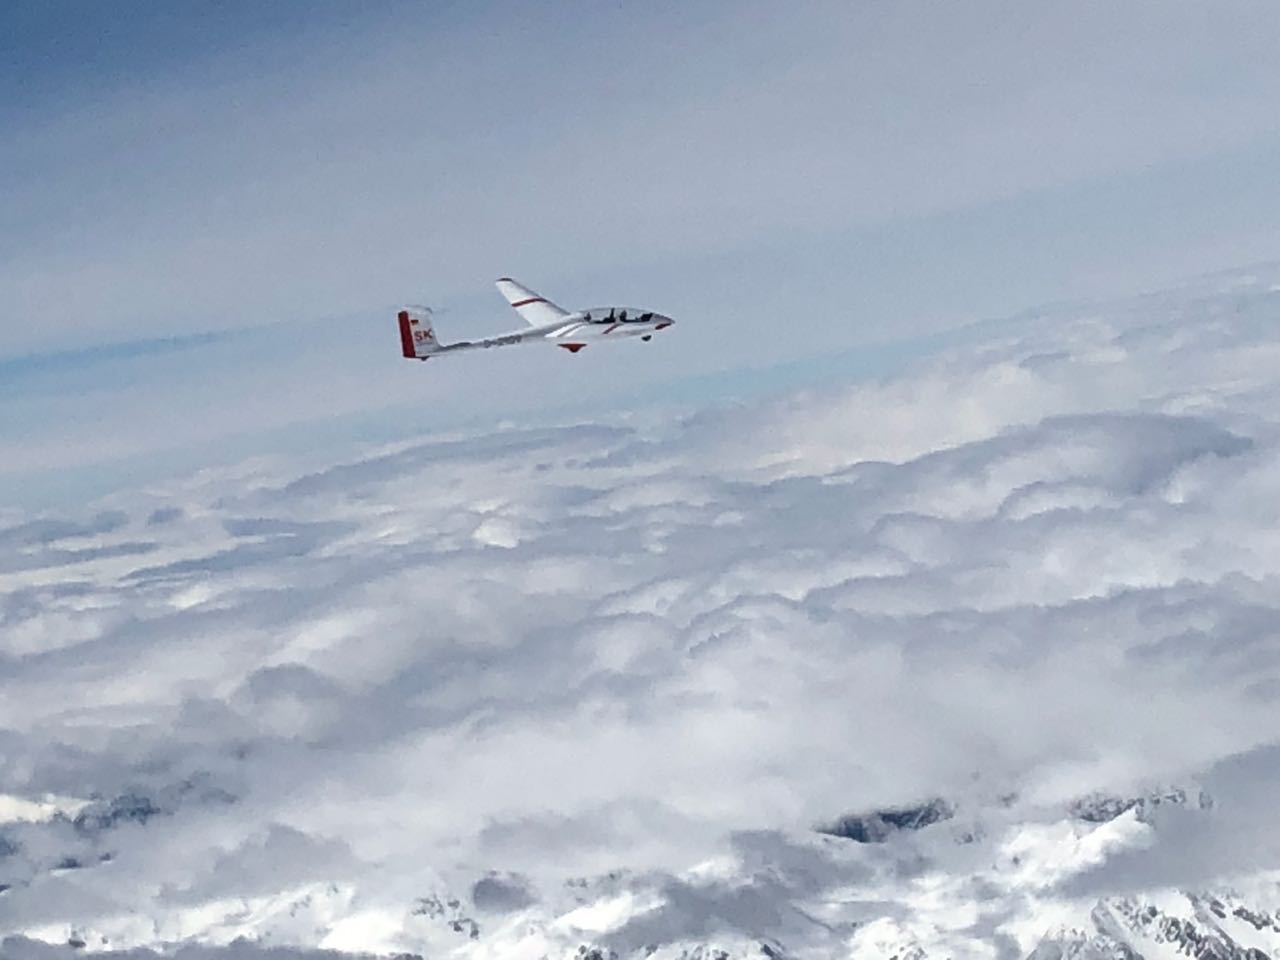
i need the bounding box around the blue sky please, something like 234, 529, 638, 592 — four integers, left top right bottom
4, 0, 1280, 506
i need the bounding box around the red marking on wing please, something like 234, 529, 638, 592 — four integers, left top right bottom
511, 296, 548, 308
558, 343, 586, 353
398, 311, 415, 358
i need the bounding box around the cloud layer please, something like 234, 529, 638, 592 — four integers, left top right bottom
4, 267, 1280, 956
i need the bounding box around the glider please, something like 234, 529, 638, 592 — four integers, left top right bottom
397, 279, 674, 360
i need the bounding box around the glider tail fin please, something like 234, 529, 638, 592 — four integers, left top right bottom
398, 306, 441, 360
495, 278, 568, 327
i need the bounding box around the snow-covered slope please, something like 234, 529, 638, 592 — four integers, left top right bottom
9, 789, 1280, 959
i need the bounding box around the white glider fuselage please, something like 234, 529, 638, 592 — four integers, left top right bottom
398, 278, 674, 361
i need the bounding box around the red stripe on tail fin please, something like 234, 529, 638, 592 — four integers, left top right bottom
397, 310, 415, 358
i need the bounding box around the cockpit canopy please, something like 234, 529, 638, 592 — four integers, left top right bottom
574, 307, 670, 324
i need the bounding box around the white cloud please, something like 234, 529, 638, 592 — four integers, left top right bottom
4, 268, 1280, 956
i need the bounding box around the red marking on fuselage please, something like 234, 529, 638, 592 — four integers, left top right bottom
654, 321, 672, 330
511, 296, 548, 308
602, 321, 622, 334
397, 310, 415, 358
558, 343, 586, 353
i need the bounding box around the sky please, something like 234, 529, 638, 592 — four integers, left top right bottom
5, 1, 1280, 504
6, 3, 1280, 957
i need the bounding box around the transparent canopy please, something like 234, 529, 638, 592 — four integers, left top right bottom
574, 307, 670, 324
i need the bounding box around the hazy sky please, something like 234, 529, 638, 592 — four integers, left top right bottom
4, 0, 1280, 495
